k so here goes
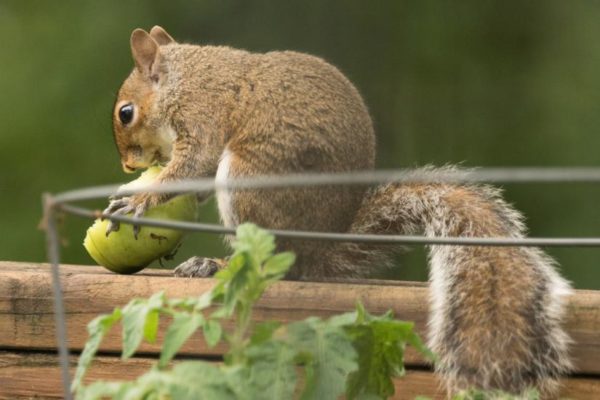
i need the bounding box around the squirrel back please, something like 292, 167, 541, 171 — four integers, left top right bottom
111, 27, 572, 397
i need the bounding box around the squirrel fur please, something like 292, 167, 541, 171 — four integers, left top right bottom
106, 26, 572, 397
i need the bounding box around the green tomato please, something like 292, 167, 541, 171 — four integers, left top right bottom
83, 167, 198, 274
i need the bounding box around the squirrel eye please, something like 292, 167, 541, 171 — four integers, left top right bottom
118, 104, 134, 125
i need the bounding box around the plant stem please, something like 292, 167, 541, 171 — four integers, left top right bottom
229, 303, 252, 364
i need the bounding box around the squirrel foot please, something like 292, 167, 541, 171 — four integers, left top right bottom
173, 256, 226, 278
102, 195, 152, 239
102, 197, 132, 235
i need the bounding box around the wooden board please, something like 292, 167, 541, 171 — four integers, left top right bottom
0, 262, 429, 366
1, 261, 600, 374
0, 259, 599, 400
1, 350, 598, 400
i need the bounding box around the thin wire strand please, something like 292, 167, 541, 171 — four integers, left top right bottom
52, 167, 600, 204
48, 167, 600, 248
59, 203, 600, 247
43, 195, 73, 400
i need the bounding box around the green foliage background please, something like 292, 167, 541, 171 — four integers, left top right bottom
1, 1, 600, 289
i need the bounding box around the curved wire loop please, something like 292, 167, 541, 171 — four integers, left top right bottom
48, 167, 600, 248
42, 167, 600, 399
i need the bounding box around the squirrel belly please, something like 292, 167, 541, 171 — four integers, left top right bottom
215, 149, 237, 229
110, 27, 573, 397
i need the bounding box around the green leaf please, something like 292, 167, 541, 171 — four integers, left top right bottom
232, 223, 276, 266
215, 253, 246, 283
159, 312, 204, 368
245, 340, 298, 400
346, 321, 405, 399
143, 310, 159, 343
72, 308, 122, 392
169, 297, 200, 310
451, 389, 540, 400
288, 317, 358, 400
203, 319, 223, 348
222, 261, 252, 318
137, 361, 237, 400
212, 253, 250, 319
121, 291, 165, 359
345, 304, 433, 400
263, 252, 295, 278
75, 380, 132, 400
194, 290, 214, 311
249, 321, 282, 345
406, 328, 436, 362
355, 301, 367, 323
328, 311, 358, 328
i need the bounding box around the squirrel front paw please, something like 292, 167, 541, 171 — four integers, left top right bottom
102, 193, 161, 239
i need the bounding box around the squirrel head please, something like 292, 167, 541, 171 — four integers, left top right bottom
113, 26, 176, 173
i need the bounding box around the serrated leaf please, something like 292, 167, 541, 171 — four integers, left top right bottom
203, 319, 223, 348
232, 223, 275, 265
345, 305, 433, 400
138, 361, 237, 400
406, 329, 436, 362
159, 312, 204, 368
288, 317, 358, 400
245, 340, 297, 399
211, 253, 251, 319
215, 253, 246, 282
194, 290, 214, 311
147, 291, 166, 308
143, 310, 159, 343
120, 301, 148, 359
355, 394, 385, 400
346, 321, 403, 399
249, 321, 282, 345
169, 297, 200, 310
451, 389, 540, 400
72, 309, 122, 392
263, 252, 295, 278
75, 380, 132, 400
328, 311, 358, 328
121, 292, 165, 359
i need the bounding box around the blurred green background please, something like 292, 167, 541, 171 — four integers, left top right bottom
2, 1, 600, 289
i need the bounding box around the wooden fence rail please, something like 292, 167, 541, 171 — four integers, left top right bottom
0, 261, 599, 399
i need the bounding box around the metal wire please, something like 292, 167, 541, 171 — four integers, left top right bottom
48, 167, 600, 248
43, 195, 73, 400
58, 202, 600, 247
42, 167, 600, 398
51, 167, 600, 204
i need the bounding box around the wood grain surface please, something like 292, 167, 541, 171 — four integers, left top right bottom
0, 261, 599, 399
1, 350, 598, 400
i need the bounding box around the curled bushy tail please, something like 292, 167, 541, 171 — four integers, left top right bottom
319, 167, 573, 397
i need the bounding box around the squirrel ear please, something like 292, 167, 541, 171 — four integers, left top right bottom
130, 28, 160, 78
149, 26, 176, 45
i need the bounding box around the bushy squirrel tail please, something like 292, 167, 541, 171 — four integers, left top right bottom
324, 167, 573, 396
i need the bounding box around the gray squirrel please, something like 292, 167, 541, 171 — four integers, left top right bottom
105, 26, 572, 397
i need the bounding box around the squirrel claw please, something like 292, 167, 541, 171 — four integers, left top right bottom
105, 220, 121, 237
132, 202, 149, 240
102, 197, 136, 237
133, 225, 141, 240
102, 197, 131, 218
